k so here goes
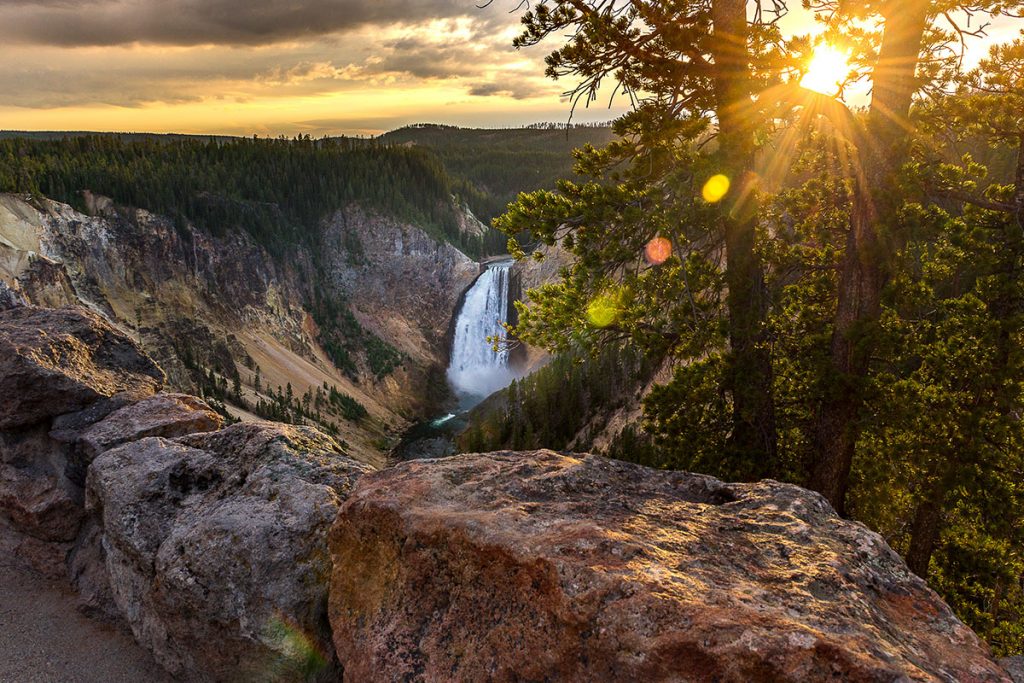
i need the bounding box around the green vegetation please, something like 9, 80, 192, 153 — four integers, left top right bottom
483, 2, 1024, 655
249, 379, 367, 440
309, 291, 405, 381
380, 123, 615, 224
461, 347, 657, 454
327, 385, 369, 422
0, 125, 616, 260
0, 133, 487, 257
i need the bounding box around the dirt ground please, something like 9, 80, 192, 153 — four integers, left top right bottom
0, 559, 170, 683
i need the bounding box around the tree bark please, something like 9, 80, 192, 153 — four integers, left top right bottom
711, 0, 778, 477
1015, 134, 1024, 208
906, 475, 947, 578
808, 1, 931, 513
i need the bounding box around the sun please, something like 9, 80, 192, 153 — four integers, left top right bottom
801, 44, 851, 96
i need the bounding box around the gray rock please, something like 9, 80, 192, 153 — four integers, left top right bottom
50, 392, 146, 444
0, 307, 164, 548
0, 280, 27, 310
1003, 657, 1024, 683
68, 518, 119, 621
69, 393, 222, 484
88, 421, 372, 682
0, 306, 164, 430
0, 458, 83, 542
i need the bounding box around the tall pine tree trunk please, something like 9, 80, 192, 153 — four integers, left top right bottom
906, 475, 947, 578
1015, 134, 1024, 207
711, 0, 778, 476
809, 2, 931, 512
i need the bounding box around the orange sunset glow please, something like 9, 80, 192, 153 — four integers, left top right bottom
0, 3, 1014, 136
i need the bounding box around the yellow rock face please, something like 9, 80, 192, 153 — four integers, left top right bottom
0, 195, 44, 282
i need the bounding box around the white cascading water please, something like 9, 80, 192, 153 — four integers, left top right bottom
447, 260, 517, 403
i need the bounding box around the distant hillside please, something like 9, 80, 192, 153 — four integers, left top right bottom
0, 130, 236, 144
377, 124, 616, 225
0, 125, 617, 258
0, 134, 489, 256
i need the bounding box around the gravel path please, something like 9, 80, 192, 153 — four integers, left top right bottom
0, 561, 170, 683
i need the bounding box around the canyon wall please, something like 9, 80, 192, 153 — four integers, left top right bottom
0, 194, 478, 463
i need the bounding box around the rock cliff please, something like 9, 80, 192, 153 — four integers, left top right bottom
321, 206, 478, 369
0, 194, 478, 464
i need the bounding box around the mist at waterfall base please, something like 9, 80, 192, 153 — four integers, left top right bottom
447, 261, 519, 409
394, 260, 519, 460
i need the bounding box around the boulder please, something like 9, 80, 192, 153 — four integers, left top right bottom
0, 306, 164, 430
87, 421, 373, 682
1003, 658, 1024, 683
329, 450, 1009, 683
0, 307, 164, 549
0, 462, 84, 542
61, 393, 222, 620
73, 392, 222, 469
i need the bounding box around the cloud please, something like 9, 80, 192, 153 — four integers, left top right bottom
0, 0, 512, 47
0, 16, 555, 111
468, 80, 550, 100
0, 2, 574, 134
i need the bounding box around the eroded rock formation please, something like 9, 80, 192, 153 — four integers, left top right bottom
329, 451, 1010, 682
0, 306, 168, 568
88, 422, 372, 681
0, 305, 372, 681
0, 306, 164, 430
0, 193, 478, 459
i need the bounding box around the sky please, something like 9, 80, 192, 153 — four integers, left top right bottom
0, 1, 1019, 137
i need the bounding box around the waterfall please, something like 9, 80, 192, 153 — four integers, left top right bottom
447, 260, 516, 403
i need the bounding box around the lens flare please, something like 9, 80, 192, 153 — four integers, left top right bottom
587, 292, 620, 328
645, 237, 672, 265
263, 616, 328, 677
801, 45, 850, 96
702, 175, 731, 203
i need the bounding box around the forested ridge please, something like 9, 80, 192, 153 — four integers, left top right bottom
379, 123, 616, 224
0, 134, 492, 256
0, 125, 616, 259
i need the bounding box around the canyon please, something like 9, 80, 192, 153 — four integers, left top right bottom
0, 299, 1019, 681
0, 192, 482, 466
0, 156, 1020, 680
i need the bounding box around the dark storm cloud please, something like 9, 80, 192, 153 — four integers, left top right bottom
0, 0, 504, 46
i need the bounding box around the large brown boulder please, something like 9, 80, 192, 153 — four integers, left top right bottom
87, 421, 373, 682
329, 451, 1009, 682
0, 306, 164, 430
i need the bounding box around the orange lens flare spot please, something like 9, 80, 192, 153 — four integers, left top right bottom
587, 293, 619, 328
645, 237, 672, 265
702, 174, 731, 203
